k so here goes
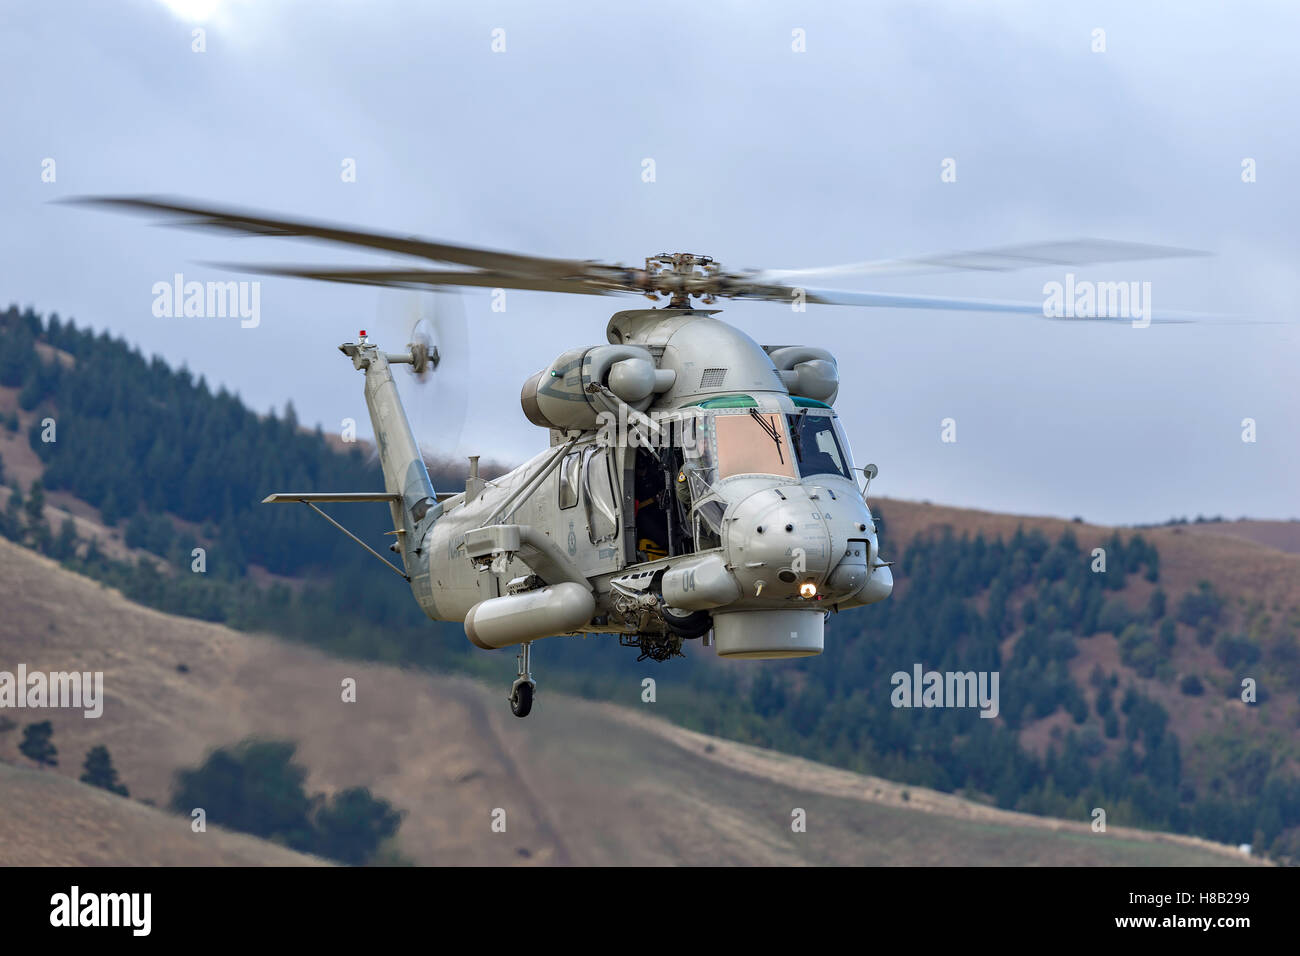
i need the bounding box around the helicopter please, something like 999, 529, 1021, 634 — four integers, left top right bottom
72, 197, 1208, 716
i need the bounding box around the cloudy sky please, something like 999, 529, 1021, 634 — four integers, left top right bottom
3, 0, 1297, 524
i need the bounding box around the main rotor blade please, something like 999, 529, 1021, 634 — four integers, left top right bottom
754, 238, 1209, 282
203, 262, 624, 296
743, 284, 1212, 322
63, 195, 595, 279
65, 195, 1230, 319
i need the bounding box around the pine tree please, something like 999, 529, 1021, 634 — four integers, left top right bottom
24, 479, 50, 550
19, 720, 58, 766
1147, 587, 1167, 622
80, 745, 129, 797
4, 482, 24, 539
99, 488, 122, 525
54, 517, 78, 561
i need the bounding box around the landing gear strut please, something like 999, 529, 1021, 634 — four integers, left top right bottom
508, 642, 536, 718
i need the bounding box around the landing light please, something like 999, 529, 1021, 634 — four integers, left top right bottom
799, 582, 818, 599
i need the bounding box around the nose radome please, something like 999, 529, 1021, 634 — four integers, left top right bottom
726, 485, 836, 599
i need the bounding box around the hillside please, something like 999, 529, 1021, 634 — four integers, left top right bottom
878, 498, 1300, 610
1181, 519, 1300, 556
875, 499, 1300, 773
0, 762, 328, 866
0, 537, 1254, 866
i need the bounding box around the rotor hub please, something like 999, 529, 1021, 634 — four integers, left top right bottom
644, 252, 721, 307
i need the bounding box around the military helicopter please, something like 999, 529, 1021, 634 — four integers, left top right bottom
73, 197, 1207, 716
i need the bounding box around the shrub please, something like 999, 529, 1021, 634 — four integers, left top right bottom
1177, 581, 1223, 627
170, 738, 403, 865
19, 720, 57, 766
80, 745, 129, 797
1098, 598, 1132, 634
1215, 634, 1261, 670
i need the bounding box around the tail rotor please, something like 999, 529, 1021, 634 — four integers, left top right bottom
371, 288, 471, 466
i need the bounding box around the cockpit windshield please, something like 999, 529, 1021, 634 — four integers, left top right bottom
669, 407, 853, 550
787, 410, 852, 480
680, 408, 853, 482
685, 410, 797, 480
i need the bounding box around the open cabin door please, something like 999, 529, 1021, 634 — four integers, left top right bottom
626, 421, 694, 564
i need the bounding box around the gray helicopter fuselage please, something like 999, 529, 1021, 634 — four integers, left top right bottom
383, 308, 893, 661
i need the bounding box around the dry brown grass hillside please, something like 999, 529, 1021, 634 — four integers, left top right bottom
0, 536, 1260, 866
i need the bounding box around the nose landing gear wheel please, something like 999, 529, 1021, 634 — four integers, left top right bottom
509, 681, 534, 718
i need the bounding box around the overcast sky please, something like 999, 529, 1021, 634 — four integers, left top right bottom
3, 0, 1297, 524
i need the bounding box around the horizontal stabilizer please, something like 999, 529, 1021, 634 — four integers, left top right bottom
262, 492, 401, 504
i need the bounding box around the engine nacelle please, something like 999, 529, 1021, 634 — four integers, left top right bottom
765, 345, 840, 405
520, 344, 675, 430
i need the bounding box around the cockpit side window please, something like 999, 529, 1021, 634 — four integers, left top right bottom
694, 499, 724, 551
788, 411, 851, 480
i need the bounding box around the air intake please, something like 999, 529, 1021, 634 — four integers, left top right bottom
700, 368, 728, 389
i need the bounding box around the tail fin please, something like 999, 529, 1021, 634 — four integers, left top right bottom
341, 338, 440, 566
